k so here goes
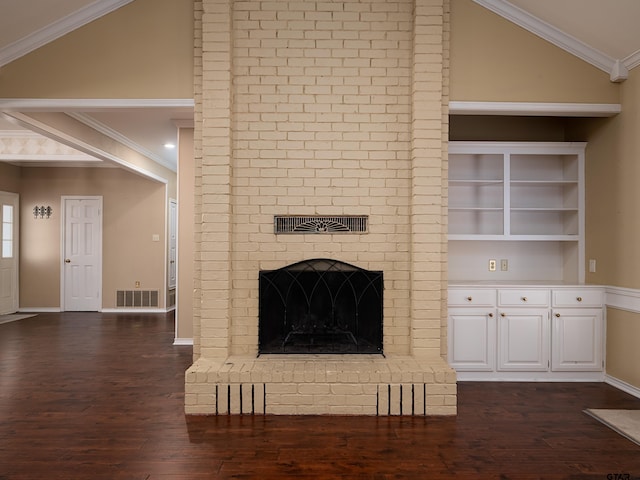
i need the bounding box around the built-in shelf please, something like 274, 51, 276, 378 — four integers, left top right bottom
448, 101, 621, 117
448, 142, 585, 283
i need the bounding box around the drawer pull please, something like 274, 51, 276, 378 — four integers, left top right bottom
466, 296, 472, 302
576, 297, 582, 302
488, 313, 493, 318
521, 297, 527, 302
500, 313, 505, 317
555, 313, 561, 317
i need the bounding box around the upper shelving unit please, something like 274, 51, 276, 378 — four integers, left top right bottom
448, 142, 585, 241
448, 142, 586, 284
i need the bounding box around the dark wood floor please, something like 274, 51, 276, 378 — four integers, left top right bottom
1, 313, 640, 480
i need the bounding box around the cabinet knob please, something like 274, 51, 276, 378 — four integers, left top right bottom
501, 313, 505, 317
466, 296, 472, 302
521, 297, 527, 302
555, 313, 561, 317
576, 297, 582, 302
488, 313, 493, 318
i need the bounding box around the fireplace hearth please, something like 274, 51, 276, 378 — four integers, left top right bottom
259, 259, 383, 354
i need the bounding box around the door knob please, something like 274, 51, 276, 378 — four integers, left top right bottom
64, 259, 71, 263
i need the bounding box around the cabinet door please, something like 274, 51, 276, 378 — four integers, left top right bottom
497, 309, 549, 371
551, 308, 603, 371
448, 308, 496, 371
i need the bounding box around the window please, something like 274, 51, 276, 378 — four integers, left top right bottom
2, 204, 13, 258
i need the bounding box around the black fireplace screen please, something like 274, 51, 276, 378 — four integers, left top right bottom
258, 259, 383, 354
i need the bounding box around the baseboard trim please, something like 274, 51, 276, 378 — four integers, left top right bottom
173, 338, 194, 346
18, 307, 61, 313
101, 308, 167, 314
19, 307, 173, 314
605, 374, 640, 400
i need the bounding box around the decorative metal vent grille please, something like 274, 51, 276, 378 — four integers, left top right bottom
274, 215, 368, 234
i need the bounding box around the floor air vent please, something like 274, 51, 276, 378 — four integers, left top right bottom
274, 215, 368, 234
116, 290, 159, 308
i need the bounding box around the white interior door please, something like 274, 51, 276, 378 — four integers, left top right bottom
0, 192, 19, 315
62, 197, 102, 311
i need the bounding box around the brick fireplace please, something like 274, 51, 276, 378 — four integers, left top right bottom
185, 0, 457, 415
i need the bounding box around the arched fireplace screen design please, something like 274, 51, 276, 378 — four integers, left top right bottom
259, 259, 383, 354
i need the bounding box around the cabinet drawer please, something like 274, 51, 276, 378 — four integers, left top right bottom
552, 289, 603, 307
448, 289, 496, 307
498, 289, 549, 307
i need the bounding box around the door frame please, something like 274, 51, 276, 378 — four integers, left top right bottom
60, 195, 103, 312
168, 198, 177, 290
0, 191, 19, 314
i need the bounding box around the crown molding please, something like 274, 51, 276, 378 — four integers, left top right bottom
449, 101, 621, 117
623, 49, 640, 71
0, 98, 194, 112
0, 129, 40, 137
473, 0, 627, 82
0, 0, 135, 68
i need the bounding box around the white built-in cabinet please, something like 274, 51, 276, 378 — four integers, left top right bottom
550, 289, 604, 372
447, 142, 604, 381
448, 286, 604, 381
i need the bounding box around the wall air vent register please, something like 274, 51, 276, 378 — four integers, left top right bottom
116, 290, 159, 308
274, 215, 368, 234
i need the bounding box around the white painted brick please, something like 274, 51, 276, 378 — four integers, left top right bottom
298, 384, 331, 395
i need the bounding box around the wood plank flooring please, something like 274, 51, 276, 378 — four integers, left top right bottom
1, 312, 640, 479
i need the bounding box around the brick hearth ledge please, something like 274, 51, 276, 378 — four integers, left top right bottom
185, 355, 456, 416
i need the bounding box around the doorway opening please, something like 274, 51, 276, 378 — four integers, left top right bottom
0, 191, 19, 315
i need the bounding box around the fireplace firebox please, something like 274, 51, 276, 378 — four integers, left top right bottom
258, 259, 383, 354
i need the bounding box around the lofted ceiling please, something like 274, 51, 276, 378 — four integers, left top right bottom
476, 0, 640, 81
506, 0, 640, 62
1, 0, 640, 172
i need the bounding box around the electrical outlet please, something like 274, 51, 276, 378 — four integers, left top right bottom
589, 259, 596, 273
500, 259, 508, 271
489, 259, 496, 271
135, 281, 141, 288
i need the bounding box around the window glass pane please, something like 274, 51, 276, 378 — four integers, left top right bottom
2, 240, 11, 258
3, 222, 11, 239
3, 205, 12, 222
2, 204, 13, 259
